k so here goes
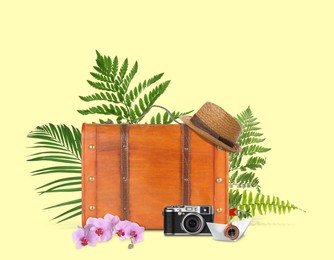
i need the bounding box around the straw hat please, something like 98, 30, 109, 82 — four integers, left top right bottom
180, 102, 241, 153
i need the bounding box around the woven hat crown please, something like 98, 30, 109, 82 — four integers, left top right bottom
195, 102, 241, 145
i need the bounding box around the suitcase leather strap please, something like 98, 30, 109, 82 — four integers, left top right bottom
181, 124, 191, 205
120, 124, 129, 220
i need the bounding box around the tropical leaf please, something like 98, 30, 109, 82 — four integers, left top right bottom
27, 123, 82, 223
239, 156, 266, 171
77, 104, 125, 117
240, 144, 271, 156
228, 107, 304, 219
44, 198, 82, 210
149, 110, 193, 124
124, 73, 164, 104
229, 172, 261, 192
78, 51, 191, 123
31, 165, 81, 176
229, 107, 271, 191
36, 176, 81, 190
51, 205, 82, 223
131, 81, 170, 118
119, 61, 138, 94
79, 91, 120, 103
230, 190, 305, 218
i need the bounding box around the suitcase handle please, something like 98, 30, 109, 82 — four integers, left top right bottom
129, 105, 182, 124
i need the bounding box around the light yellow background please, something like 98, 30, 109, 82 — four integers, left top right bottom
1, 0, 333, 259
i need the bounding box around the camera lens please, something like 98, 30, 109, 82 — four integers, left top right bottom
181, 213, 205, 234
188, 219, 197, 228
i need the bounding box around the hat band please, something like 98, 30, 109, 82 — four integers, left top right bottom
191, 115, 235, 148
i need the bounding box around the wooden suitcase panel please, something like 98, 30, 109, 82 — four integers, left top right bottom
129, 125, 182, 228
82, 124, 229, 229
96, 126, 121, 218
189, 131, 215, 205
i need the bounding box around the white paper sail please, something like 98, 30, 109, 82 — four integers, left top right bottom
207, 218, 252, 241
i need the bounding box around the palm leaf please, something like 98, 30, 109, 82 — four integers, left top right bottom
27, 123, 82, 223
31, 165, 81, 176
36, 176, 81, 190
38, 183, 81, 195
44, 198, 82, 210
51, 205, 82, 223
42, 199, 82, 223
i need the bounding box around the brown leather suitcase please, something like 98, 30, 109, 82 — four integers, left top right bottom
81, 123, 229, 229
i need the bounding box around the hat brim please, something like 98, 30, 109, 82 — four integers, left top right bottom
180, 116, 241, 153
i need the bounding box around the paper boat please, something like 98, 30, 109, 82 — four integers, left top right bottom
207, 218, 252, 241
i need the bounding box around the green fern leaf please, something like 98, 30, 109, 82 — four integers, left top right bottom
248, 191, 253, 204
163, 111, 169, 123
120, 61, 138, 94
241, 144, 271, 156
156, 113, 162, 124
90, 73, 112, 84
147, 110, 193, 124
79, 51, 192, 124
239, 137, 266, 146
79, 92, 120, 103
233, 190, 305, 217
132, 81, 170, 121
139, 98, 146, 112
239, 131, 264, 139
242, 190, 247, 205
239, 156, 266, 171
87, 80, 112, 91
118, 58, 128, 81
254, 192, 260, 204
230, 171, 238, 183
112, 56, 119, 80
124, 73, 164, 104
251, 204, 256, 216
94, 51, 115, 77
134, 104, 141, 117
78, 104, 124, 118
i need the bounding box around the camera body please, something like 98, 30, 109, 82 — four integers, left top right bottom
163, 205, 214, 235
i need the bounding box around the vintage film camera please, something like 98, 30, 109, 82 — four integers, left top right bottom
163, 205, 213, 235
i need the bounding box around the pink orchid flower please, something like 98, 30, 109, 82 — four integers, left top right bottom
104, 213, 120, 233
72, 214, 145, 249
115, 220, 131, 240
72, 225, 98, 249
128, 222, 145, 244
86, 217, 112, 242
